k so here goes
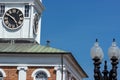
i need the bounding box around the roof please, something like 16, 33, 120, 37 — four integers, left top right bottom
0, 39, 88, 78
0, 39, 67, 53
0, 43, 67, 53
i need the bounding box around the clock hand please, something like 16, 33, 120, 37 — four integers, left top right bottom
15, 23, 18, 27
6, 13, 17, 24
6, 13, 19, 28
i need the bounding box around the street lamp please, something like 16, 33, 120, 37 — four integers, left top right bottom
91, 39, 120, 80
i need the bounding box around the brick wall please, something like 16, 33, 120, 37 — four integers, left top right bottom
0, 66, 56, 80
1, 66, 18, 80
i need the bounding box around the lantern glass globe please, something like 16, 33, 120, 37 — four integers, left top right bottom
108, 39, 120, 60
91, 39, 104, 61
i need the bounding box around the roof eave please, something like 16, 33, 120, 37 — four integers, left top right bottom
66, 53, 88, 78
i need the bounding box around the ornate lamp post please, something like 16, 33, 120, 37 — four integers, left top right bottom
91, 39, 120, 80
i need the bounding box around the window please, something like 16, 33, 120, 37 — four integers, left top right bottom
35, 71, 47, 80
0, 72, 3, 80
25, 4, 29, 17
0, 69, 6, 80
32, 69, 51, 80
0, 4, 5, 17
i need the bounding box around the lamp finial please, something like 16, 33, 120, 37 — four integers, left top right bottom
96, 38, 98, 42
113, 38, 115, 42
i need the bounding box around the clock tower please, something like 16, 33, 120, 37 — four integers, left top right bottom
0, 1, 88, 80
0, 0, 44, 44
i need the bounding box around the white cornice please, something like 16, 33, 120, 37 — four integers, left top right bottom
0, 0, 44, 13
0, 63, 59, 67
65, 54, 87, 78
0, 0, 33, 3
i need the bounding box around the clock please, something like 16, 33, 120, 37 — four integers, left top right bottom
33, 13, 39, 35
3, 8, 24, 30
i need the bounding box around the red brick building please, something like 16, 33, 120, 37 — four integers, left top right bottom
0, 0, 88, 80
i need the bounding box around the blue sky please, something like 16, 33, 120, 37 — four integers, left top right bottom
41, 0, 120, 80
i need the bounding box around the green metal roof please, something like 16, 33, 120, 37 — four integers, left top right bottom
0, 41, 88, 78
0, 43, 67, 53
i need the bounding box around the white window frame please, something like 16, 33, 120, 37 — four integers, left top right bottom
32, 68, 51, 80
0, 69, 6, 80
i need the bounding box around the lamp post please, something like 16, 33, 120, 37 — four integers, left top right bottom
91, 39, 120, 80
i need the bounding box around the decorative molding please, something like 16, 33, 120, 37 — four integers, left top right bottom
54, 66, 66, 71
54, 66, 61, 70
0, 64, 58, 67
17, 66, 28, 71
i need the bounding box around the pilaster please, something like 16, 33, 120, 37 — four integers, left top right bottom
54, 66, 68, 80
17, 66, 28, 80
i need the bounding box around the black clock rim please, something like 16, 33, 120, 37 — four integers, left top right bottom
2, 8, 24, 30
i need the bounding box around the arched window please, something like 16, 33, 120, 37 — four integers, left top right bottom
0, 72, 3, 80
32, 68, 51, 80
35, 71, 47, 80
0, 69, 6, 80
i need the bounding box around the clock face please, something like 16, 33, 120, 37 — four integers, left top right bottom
3, 8, 24, 30
33, 14, 39, 35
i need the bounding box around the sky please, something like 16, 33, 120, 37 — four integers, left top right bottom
40, 0, 120, 80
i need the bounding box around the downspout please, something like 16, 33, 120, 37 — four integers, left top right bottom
61, 54, 63, 80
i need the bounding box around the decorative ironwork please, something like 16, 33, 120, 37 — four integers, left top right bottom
93, 57, 118, 80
